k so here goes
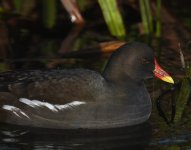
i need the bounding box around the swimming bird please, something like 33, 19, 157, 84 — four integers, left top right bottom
0, 42, 174, 129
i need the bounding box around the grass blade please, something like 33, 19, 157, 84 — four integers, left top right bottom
139, 0, 153, 34
174, 77, 191, 123
156, 0, 161, 38
42, 0, 57, 29
98, 0, 126, 39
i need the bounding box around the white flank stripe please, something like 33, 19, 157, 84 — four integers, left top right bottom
20, 111, 30, 119
2, 105, 19, 111
19, 98, 58, 112
19, 98, 86, 112
19, 98, 38, 108
2, 105, 30, 119
32, 100, 58, 112
55, 101, 86, 110
13, 112, 21, 118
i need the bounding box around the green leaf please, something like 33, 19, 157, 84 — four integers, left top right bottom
13, 0, 23, 13
156, 0, 161, 38
174, 78, 191, 123
0, 63, 6, 72
98, 0, 126, 39
42, 0, 57, 29
139, 0, 153, 34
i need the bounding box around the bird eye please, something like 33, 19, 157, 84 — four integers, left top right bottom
141, 58, 150, 64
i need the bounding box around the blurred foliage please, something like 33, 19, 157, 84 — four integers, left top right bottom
160, 145, 180, 150
174, 77, 191, 123
0, 63, 6, 71
42, 0, 57, 28
139, 0, 153, 35
164, 0, 191, 29
156, 0, 161, 38
98, 0, 126, 39
174, 47, 191, 123
77, 0, 92, 11
41, 40, 59, 56
13, 0, 23, 13
0, 0, 162, 39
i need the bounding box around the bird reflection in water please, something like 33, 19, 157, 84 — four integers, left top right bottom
0, 122, 151, 150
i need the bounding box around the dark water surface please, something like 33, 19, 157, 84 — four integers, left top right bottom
0, 122, 151, 150
0, 120, 191, 150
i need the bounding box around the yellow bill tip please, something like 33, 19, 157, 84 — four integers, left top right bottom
161, 76, 174, 84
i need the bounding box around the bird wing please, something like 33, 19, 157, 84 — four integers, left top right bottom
0, 69, 105, 104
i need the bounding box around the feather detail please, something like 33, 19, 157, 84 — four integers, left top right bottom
19, 98, 86, 112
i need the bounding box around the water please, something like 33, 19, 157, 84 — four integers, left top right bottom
0, 122, 151, 150
0, 118, 191, 149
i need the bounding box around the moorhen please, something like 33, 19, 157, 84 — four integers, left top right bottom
0, 42, 174, 129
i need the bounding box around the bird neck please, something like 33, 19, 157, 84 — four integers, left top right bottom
102, 61, 143, 85
102, 60, 122, 81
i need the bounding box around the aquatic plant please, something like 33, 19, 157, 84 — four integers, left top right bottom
174, 46, 191, 123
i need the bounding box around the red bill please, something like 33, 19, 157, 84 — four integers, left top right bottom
154, 58, 174, 84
